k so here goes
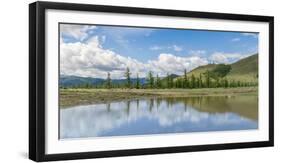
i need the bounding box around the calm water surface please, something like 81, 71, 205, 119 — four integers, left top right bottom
60, 95, 258, 139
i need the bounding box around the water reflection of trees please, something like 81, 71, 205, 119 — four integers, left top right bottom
126, 101, 131, 116
149, 98, 154, 112
61, 96, 258, 138
136, 99, 139, 110
106, 103, 110, 112
105, 96, 258, 121
158, 96, 258, 120
156, 98, 161, 110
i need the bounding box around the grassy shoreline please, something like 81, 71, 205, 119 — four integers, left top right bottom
60, 87, 258, 108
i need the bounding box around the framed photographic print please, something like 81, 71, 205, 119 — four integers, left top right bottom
29, 1, 274, 162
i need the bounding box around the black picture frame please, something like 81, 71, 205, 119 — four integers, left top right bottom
29, 1, 274, 162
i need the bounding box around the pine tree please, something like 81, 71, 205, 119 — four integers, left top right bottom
175, 78, 180, 88
186, 78, 190, 88
106, 72, 111, 89
205, 70, 211, 88
190, 74, 196, 88
237, 81, 241, 87
147, 71, 154, 88
196, 78, 200, 88
166, 73, 170, 88
199, 73, 203, 88
156, 74, 161, 88
167, 74, 174, 88
136, 73, 140, 89
224, 78, 229, 88
184, 69, 188, 88
124, 67, 131, 88
215, 78, 220, 88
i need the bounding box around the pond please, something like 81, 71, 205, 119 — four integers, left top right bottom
60, 95, 258, 139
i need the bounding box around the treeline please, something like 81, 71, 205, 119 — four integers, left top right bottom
61, 64, 258, 89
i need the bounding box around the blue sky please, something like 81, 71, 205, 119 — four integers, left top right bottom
60, 24, 258, 79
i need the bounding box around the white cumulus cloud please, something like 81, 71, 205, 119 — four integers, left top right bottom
148, 54, 208, 76
61, 37, 209, 79
60, 24, 96, 41
61, 36, 149, 79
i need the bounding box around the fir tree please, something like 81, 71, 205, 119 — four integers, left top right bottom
124, 67, 131, 88
106, 72, 111, 88
136, 73, 140, 89
147, 71, 154, 88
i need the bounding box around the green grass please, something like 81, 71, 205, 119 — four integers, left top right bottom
60, 87, 258, 108
176, 54, 258, 83
229, 54, 258, 75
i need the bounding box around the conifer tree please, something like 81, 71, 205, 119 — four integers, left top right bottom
156, 74, 161, 88
147, 71, 154, 88
199, 73, 203, 88
136, 73, 140, 89
124, 67, 131, 88
184, 69, 188, 88
106, 72, 111, 89
191, 74, 196, 88
204, 70, 211, 88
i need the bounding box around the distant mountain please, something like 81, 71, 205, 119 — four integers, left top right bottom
167, 74, 180, 79
60, 75, 104, 87
228, 54, 258, 75
161, 73, 180, 81
227, 54, 258, 82
177, 54, 258, 82
60, 75, 146, 87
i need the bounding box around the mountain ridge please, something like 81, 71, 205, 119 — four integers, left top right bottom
60, 75, 147, 87
180, 54, 258, 82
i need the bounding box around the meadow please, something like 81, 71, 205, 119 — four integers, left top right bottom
60, 87, 258, 108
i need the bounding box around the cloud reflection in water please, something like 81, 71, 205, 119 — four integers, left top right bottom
60, 96, 258, 139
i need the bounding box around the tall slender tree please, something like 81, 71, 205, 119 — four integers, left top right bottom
205, 70, 211, 88
170, 76, 174, 88
199, 73, 203, 88
124, 67, 131, 88
223, 78, 229, 88
106, 72, 111, 89
175, 78, 183, 88
184, 69, 188, 88
136, 73, 140, 89
186, 78, 190, 88
147, 71, 154, 88
167, 74, 174, 88
166, 73, 170, 88
156, 74, 161, 88
190, 74, 196, 88
196, 78, 200, 88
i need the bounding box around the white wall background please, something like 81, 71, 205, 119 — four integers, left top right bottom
0, 0, 279, 162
